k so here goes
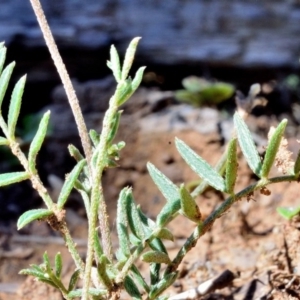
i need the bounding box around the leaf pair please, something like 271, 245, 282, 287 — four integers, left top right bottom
234, 112, 288, 178
107, 38, 146, 106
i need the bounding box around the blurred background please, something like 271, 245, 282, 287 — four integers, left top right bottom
1, 0, 300, 108
1, 0, 300, 219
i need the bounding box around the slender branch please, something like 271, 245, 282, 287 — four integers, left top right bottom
165, 174, 296, 275
7, 134, 85, 272
29, 0, 93, 174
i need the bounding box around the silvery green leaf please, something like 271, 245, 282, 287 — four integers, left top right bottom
121, 37, 141, 80
0, 62, 15, 109
149, 238, 167, 254
94, 231, 103, 261
124, 275, 142, 300
150, 263, 160, 286
131, 66, 146, 92
294, 150, 300, 177
261, 119, 287, 178
156, 199, 181, 227
0, 137, 8, 145
97, 255, 113, 289
7, 75, 26, 138
149, 272, 178, 299
0, 44, 6, 74
110, 45, 121, 82
107, 110, 122, 144
175, 138, 226, 192
67, 288, 106, 298
17, 209, 53, 230
43, 252, 51, 272
54, 252, 63, 278
130, 265, 150, 293
89, 129, 100, 147
234, 112, 262, 176
225, 138, 238, 194
67, 269, 81, 292
68, 144, 84, 162
116, 78, 133, 106
117, 187, 131, 257
126, 189, 145, 239
147, 162, 180, 203
19, 268, 48, 280
28, 111, 50, 174
142, 251, 171, 264
0, 171, 29, 187
179, 184, 201, 223
57, 159, 86, 209
154, 228, 174, 242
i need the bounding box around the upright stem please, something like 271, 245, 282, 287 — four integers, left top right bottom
82, 96, 117, 300
29, 0, 93, 174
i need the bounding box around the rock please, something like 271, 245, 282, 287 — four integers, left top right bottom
2, 0, 300, 68
139, 105, 220, 134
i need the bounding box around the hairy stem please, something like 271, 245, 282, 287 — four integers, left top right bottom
29, 0, 93, 174
82, 96, 118, 300
6, 131, 85, 272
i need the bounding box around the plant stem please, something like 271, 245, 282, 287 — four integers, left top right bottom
165, 174, 296, 275
29, 0, 93, 174
7, 134, 85, 272
82, 96, 118, 300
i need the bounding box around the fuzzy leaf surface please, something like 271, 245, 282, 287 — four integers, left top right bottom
180, 184, 201, 223
17, 209, 53, 230
261, 119, 287, 178
28, 111, 50, 173
0, 62, 15, 109
142, 251, 171, 264
116, 188, 131, 257
225, 138, 238, 194
68, 269, 81, 292
147, 162, 180, 203
0, 44, 6, 74
7, 75, 26, 137
149, 272, 178, 299
121, 37, 141, 80
0, 137, 8, 145
55, 252, 63, 278
234, 112, 262, 176
109, 45, 121, 82
175, 138, 226, 192
294, 150, 300, 177
57, 159, 86, 209
124, 275, 142, 300
0, 171, 29, 187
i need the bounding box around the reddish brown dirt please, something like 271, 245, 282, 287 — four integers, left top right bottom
1, 112, 300, 300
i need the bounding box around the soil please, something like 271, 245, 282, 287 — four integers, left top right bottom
1, 90, 300, 300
